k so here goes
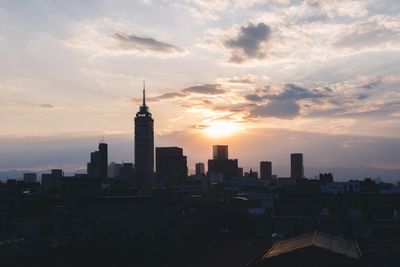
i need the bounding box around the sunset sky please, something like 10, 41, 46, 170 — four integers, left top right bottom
1, 0, 400, 178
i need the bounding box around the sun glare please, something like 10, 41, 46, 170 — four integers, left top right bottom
203, 121, 240, 138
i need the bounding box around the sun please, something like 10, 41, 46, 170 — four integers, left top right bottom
203, 121, 241, 138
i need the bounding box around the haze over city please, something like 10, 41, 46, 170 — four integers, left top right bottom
1, 0, 400, 179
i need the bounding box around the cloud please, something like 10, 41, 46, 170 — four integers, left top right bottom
65, 18, 185, 57
182, 84, 226, 95
146, 92, 185, 102
111, 33, 184, 54
39, 104, 55, 108
224, 22, 271, 63
251, 100, 300, 119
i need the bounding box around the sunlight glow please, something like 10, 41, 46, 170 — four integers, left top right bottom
203, 121, 241, 138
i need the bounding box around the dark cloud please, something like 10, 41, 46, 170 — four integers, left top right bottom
268, 84, 326, 100
354, 93, 369, 100
245, 94, 264, 102
251, 100, 300, 119
246, 84, 328, 119
39, 104, 54, 108
224, 22, 271, 63
227, 77, 255, 84
146, 92, 185, 102
182, 84, 226, 95
111, 33, 184, 54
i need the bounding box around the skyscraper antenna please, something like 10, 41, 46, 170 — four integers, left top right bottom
143, 80, 146, 107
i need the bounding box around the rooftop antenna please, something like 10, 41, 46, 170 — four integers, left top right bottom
100, 136, 105, 143
142, 80, 146, 107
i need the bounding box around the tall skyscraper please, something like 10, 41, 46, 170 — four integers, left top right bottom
291, 153, 304, 179
208, 145, 238, 180
260, 161, 272, 179
134, 82, 154, 186
195, 163, 205, 176
156, 147, 188, 185
87, 143, 108, 178
213, 145, 228, 160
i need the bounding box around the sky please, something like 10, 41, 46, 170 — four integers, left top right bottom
0, 0, 400, 178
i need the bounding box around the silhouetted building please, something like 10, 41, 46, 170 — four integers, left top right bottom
108, 162, 122, 178
260, 161, 272, 179
291, 153, 304, 179
51, 169, 64, 177
213, 145, 229, 160
238, 167, 244, 177
156, 147, 188, 185
87, 143, 108, 178
319, 173, 333, 185
208, 145, 238, 180
134, 83, 154, 186
244, 169, 258, 179
118, 163, 133, 178
195, 162, 205, 176
42, 169, 64, 190
23, 173, 37, 183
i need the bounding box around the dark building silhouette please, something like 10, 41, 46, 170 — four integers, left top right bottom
156, 147, 188, 184
213, 145, 228, 160
23, 173, 37, 183
87, 143, 108, 178
51, 169, 64, 177
134, 83, 154, 186
319, 173, 334, 185
195, 162, 205, 176
208, 145, 238, 180
119, 163, 135, 180
260, 161, 272, 179
291, 153, 304, 179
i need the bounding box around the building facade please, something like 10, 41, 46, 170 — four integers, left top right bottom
156, 147, 188, 185
134, 85, 154, 186
291, 153, 304, 179
260, 161, 272, 179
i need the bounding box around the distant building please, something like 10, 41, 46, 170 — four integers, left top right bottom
119, 163, 135, 180
134, 83, 154, 186
260, 161, 272, 179
291, 153, 304, 179
108, 162, 122, 178
87, 143, 108, 178
195, 162, 205, 176
23, 173, 37, 183
51, 169, 64, 177
213, 145, 228, 160
238, 167, 243, 177
244, 169, 258, 179
156, 147, 188, 185
208, 145, 239, 180
319, 173, 333, 185
41, 169, 64, 190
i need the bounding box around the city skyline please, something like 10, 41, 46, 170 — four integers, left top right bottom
0, 1, 400, 177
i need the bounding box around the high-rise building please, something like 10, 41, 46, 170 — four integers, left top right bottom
208, 145, 238, 180
195, 163, 205, 176
260, 161, 272, 179
291, 153, 304, 179
134, 82, 154, 186
108, 162, 122, 178
23, 173, 37, 183
213, 145, 228, 160
156, 147, 187, 185
87, 143, 108, 178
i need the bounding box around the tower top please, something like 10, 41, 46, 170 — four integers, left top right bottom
142, 80, 146, 107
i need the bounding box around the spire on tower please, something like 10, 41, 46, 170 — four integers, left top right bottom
142, 80, 146, 107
